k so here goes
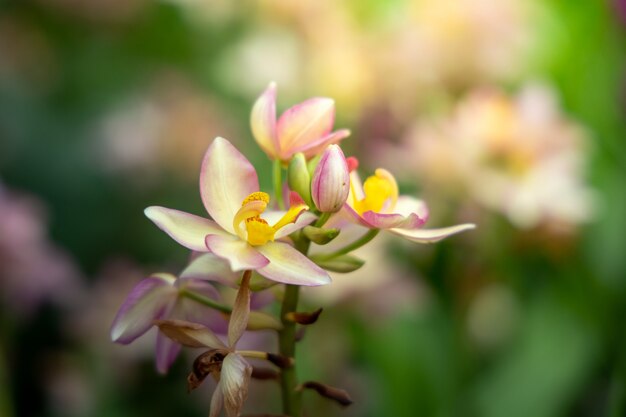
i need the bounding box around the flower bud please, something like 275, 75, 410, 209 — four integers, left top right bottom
302, 225, 340, 244
246, 311, 283, 331
311, 145, 350, 213
287, 152, 313, 206
312, 254, 365, 273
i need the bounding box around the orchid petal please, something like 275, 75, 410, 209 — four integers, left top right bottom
228, 272, 251, 348
250, 82, 279, 158
256, 241, 331, 286
347, 171, 365, 204
389, 223, 476, 243
393, 196, 430, 223
273, 210, 317, 239
200, 137, 259, 234
155, 328, 182, 374
179, 253, 240, 287
221, 353, 252, 417
155, 319, 227, 349
361, 211, 425, 230
144, 206, 226, 252
277, 98, 335, 158
341, 203, 373, 228
110, 276, 177, 344
205, 234, 269, 271
209, 382, 224, 417
294, 129, 351, 159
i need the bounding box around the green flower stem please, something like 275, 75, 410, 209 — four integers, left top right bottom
180, 289, 232, 314
278, 283, 302, 416
273, 159, 285, 210
317, 228, 380, 260
314, 212, 331, 228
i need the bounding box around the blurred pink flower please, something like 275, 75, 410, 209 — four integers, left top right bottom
0, 183, 82, 317
251, 82, 350, 161
96, 75, 240, 181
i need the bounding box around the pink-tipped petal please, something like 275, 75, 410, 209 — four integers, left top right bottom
277, 98, 335, 158
200, 137, 259, 234
389, 223, 476, 243
179, 253, 241, 287
110, 276, 177, 344
250, 82, 279, 158
341, 203, 373, 228
144, 206, 226, 252
228, 272, 251, 348
361, 211, 425, 230
155, 319, 227, 349
311, 144, 350, 213
221, 353, 252, 417
256, 241, 331, 286
155, 329, 182, 374
205, 234, 269, 271
295, 129, 351, 159
393, 196, 430, 223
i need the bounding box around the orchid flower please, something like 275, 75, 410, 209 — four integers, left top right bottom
156, 272, 255, 417
250, 82, 351, 161
144, 137, 331, 286
110, 253, 236, 373
343, 162, 475, 242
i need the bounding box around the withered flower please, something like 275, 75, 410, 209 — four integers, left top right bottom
156, 272, 255, 417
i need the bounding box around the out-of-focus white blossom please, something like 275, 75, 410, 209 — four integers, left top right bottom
393, 84, 595, 230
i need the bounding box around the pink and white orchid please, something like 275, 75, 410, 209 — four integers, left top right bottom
110, 254, 235, 373
343, 164, 475, 242
250, 82, 351, 161
144, 137, 331, 286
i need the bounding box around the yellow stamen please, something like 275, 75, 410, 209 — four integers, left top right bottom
245, 217, 275, 246
352, 169, 398, 215
235, 192, 309, 246
242, 192, 270, 205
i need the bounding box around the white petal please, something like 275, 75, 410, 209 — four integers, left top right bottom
179, 253, 240, 287
205, 234, 269, 271
256, 241, 331, 286
209, 382, 224, 417
221, 353, 252, 417
145, 206, 226, 252
250, 82, 279, 158
389, 223, 476, 243
200, 137, 259, 234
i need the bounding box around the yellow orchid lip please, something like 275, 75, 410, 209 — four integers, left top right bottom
233, 192, 309, 246
351, 168, 399, 215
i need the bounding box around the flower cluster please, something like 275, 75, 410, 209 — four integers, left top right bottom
111, 83, 474, 416
393, 84, 594, 230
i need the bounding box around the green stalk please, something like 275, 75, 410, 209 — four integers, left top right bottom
317, 228, 380, 260
278, 283, 302, 416
180, 289, 232, 314
273, 159, 285, 210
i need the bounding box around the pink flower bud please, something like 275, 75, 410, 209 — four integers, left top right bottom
311, 145, 350, 213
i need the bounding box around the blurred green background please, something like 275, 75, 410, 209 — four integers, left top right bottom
1, 0, 625, 416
